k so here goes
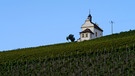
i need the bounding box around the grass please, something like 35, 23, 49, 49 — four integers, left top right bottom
0, 30, 135, 76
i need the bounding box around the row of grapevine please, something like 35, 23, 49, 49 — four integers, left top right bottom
1, 44, 135, 76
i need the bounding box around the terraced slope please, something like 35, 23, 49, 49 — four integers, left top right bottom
0, 30, 135, 76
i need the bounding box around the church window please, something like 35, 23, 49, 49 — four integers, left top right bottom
82, 34, 84, 38
96, 32, 97, 37
86, 33, 88, 37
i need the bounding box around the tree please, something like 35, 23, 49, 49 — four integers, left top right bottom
66, 34, 75, 42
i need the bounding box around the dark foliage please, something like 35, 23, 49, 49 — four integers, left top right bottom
66, 34, 75, 42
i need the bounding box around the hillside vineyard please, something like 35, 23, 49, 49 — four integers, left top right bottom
0, 30, 135, 75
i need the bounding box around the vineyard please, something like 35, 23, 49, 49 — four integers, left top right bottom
0, 30, 135, 76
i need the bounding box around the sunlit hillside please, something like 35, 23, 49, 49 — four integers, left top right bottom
0, 30, 135, 76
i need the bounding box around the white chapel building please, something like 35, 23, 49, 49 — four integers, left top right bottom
78, 14, 103, 41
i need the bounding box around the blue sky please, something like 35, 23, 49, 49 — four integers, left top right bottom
0, 0, 135, 51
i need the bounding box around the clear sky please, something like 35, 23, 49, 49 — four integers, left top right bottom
0, 0, 135, 51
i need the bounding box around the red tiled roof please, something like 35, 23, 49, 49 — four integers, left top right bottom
80, 28, 94, 34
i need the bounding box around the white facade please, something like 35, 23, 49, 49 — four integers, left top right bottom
80, 33, 93, 41
78, 14, 103, 41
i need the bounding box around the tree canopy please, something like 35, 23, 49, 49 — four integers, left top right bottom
66, 34, 75, 42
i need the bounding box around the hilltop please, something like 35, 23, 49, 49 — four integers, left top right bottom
0, 30, 135, 76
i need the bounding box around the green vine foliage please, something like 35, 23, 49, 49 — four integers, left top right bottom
0, 30, 135, 76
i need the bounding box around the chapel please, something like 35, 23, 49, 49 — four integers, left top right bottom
78, 13, 103, 41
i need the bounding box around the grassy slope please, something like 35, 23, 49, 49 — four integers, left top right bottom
0, 30, 135, 76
